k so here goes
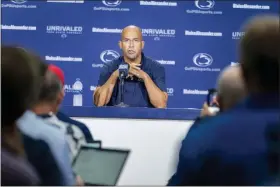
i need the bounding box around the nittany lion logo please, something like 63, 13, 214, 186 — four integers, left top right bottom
195, 0, 215, 10
193, 53, 213, 67
11, 0, 27, 4
102, 0, 122, 7
100, 50, 120, 63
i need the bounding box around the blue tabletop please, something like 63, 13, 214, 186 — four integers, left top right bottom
61, 106, 201, 120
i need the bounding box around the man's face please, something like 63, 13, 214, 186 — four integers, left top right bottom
119, 28, 144, 61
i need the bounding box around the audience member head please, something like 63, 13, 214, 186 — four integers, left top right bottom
48, 64, 65, 85
119, 25, 144, 62
216, 65, 246, 111
2, 45, 47, 155
239, 14, 279, 94
2, 46, 46, 130
33, 64, 65, 114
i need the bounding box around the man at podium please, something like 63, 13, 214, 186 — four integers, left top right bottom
93, 25, 168, 108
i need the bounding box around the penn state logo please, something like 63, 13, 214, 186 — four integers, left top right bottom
154, 37, 160, 41
100, 50, 120, 63
193, 53, 213, 67
61, 34, 67, 38
11, 0, 27, 4
195, 0, 215, 10
102, 0, 122, 7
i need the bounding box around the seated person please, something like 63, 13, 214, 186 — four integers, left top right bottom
93, 25, 167, 108
17, 54, 75, 185
168, 15, 280, 186
1, 46, 42, 186
33, 64, 86, 159
199, 64, 246, 120
47, 64, 94, 143
9, 47, 66, 185
18, 110, 76, 185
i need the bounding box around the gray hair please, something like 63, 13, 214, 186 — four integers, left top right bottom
217, 65, 246, 110
37, 70, 63, 103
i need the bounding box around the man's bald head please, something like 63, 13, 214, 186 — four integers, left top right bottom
119, 25, 144, 62
121, 25, 142, 40
217, 65, 246, 111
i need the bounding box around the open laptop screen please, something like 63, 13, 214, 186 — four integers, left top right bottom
72, 146, 130, 186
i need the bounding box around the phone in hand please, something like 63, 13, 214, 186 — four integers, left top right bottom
207, 88, 220, 114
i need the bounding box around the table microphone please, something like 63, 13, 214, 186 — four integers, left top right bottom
118, 64, 129, 80
115, 64, 129, 107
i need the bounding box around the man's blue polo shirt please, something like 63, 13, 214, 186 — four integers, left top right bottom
97, 53, 166, 107
168, 93, 280, 185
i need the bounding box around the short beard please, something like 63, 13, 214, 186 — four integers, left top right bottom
126, 54, 138, 62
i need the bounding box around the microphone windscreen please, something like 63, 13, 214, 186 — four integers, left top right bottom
118, 64, 128, 70
118, 64, 129, 78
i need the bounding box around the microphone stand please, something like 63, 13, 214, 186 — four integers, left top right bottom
115, 73, 129, 107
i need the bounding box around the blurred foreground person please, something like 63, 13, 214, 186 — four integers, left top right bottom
1, 46, 41, 185
5, 47, 65, 185
32, 64, 85, 185
48, 64, 95, 143
168, 14, 280, 185
33, 65, 86, 159
49, 64, 94, 140
17, 59, 75, 185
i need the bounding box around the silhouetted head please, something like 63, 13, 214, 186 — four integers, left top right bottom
239, 14, 279, 94
2, 46, 47, 127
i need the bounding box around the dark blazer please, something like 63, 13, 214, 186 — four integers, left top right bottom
1, 146, 40, 186
168, 94, 280, 186
23, 134, 64, 186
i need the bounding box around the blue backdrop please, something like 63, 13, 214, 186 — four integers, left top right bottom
2, 0, 279, 119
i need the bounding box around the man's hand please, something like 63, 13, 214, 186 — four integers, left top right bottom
200, 102, 216, 117
128, 63, 147, 79
126, 63, 167, 108
211, 96, 219, 107
76, 175, 84, 186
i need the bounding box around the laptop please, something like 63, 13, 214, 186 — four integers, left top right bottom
72, 145, 130, 186
85, 141, 102, 149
